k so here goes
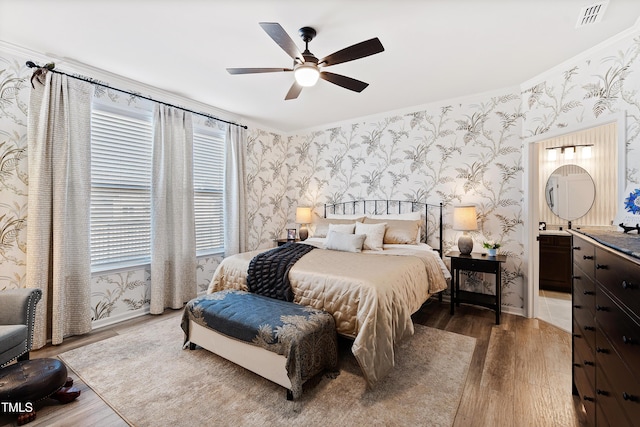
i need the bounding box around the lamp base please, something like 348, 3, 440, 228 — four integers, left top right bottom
299, 224, 309, 241
457, 234, 473, 255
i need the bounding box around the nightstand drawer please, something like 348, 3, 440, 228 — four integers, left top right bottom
451, 257, 500, 274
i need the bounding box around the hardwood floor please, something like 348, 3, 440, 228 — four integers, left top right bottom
1, 300, 587, 427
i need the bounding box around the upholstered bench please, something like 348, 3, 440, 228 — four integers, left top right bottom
181, 290, 338, 400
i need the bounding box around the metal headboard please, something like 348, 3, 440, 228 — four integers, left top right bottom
323, 200, 444, 258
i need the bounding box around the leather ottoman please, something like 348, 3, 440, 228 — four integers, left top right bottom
0, 358, 78, 425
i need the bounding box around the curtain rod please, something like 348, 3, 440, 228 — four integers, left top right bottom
26, 61, 248, 130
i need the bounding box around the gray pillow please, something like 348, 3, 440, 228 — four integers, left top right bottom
324, 231, 366, 253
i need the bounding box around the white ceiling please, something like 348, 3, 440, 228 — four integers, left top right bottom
1, 0, 640, 132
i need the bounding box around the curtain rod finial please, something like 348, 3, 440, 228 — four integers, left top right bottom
26, 61, 37, 68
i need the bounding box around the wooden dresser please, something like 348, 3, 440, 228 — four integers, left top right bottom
570, 230, 640, 426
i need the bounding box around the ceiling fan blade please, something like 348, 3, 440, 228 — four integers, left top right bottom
320, 38, 384, 67
259, 22, 303, 62
320, 72, 369, 93
227, 67, 292, 74
285, 82, 303, 100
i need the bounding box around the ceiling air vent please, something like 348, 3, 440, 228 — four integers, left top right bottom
576, 1, 609, 28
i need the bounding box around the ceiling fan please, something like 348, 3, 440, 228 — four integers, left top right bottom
227, 22, 384, 100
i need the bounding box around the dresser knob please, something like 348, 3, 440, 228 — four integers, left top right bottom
584, 360, 594, 366
583, 396, 595, 402
596, 347, 609, 354
573, 304, 581, 309
596, 389, 609, 396
584, 326, 595, 331
583, 290, 594, 295
572, 275, 581, 280
622, 336, 635, 345
622, 392, 638, 402
596, 264, 608, 269
596, 305, 608, 312
573, 362, 581, 368
622, 281, 636, 290
573, 246, 581, 250
573, 333, 581, 338
583, 255, 594, 260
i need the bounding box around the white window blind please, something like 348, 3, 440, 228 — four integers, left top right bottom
193, 127, 225, 255
90, 103, 153, 270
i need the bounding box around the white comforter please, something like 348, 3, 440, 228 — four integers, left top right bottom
207, 243, 450, 388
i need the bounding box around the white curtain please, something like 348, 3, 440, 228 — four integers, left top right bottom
27, 70, 94, 347
150, 105, 196, 314
224, 125, 248, 255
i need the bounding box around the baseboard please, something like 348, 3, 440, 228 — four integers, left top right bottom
91, 307, 150, 330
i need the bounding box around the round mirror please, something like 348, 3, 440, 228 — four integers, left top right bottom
545, 165, 596, 220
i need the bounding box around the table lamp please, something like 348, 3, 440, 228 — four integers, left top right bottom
453, 204, 477, 255
296, 207, 312, 241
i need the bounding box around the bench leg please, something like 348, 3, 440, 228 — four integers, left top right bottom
189, 342, 196, 350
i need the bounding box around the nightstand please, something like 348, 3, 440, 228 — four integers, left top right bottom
446, 251, 507, 325
275, 239, 299, 247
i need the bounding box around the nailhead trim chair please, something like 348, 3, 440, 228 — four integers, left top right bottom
0, 288, 42, 368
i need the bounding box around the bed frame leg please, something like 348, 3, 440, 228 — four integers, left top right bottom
438, 291, 443, 302
286, 389, 293, 401
189, 342, 196, 350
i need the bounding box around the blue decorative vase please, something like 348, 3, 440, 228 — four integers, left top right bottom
487, 248, 497, 256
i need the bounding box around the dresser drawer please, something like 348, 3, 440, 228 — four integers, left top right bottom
573, 357, 596, 425
595, 330, 640, 425
596, 286, 640, 381
573, 322, 596, 388
572, 236, 595, 281
573, 266, 596, 316
595, 247, 640, 316
574, 303, 596, 350
596, 365, 635, 427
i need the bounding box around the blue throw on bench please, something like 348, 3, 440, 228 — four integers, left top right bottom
181, 289, 338, 398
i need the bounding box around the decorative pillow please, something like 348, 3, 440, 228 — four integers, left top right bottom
363, 217, 421, 244
355, 221, 386, 251
328, 223, 356, 234
310, 217, 365, 238
324, 231, 366, 253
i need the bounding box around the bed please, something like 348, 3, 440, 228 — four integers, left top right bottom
203, 200, 451, 388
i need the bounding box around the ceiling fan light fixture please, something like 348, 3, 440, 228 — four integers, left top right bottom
294, 63, 320, 87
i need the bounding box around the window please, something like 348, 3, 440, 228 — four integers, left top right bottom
90, 100, 225, 271
90, 101, 153, 271
193, 126, 225, 256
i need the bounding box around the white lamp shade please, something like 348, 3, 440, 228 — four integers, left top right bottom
295, 207, 312, 224
452, 205, 478, 231
294, 64, 320, 87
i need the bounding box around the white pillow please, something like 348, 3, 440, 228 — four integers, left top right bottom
355, 221, 386, 251
368, 211, 421, 220
328, 223, 356, 234
324, 231, 366, 253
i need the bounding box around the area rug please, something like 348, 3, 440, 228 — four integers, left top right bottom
59, 317, 475, 427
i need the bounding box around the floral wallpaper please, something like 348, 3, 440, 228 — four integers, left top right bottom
2, 25, 640, 320
522, 35, 640, 186
247, 94, 526, 309
0, 48, 223, 326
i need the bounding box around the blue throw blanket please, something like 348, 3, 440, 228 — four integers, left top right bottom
246, 242, 315, 302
